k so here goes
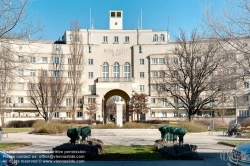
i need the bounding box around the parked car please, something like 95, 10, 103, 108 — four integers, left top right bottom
0, 151, 17, 166
228, 143, 250, 166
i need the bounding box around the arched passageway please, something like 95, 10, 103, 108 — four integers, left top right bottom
103, 89, 130, 123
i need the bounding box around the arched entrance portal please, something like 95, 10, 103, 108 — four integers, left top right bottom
103, 89, 130, 123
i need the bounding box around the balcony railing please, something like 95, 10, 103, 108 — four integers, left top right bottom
98, 77, 134, 82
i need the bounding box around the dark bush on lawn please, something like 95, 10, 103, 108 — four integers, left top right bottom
241, 118, 250, 127
6, 120, 38, 128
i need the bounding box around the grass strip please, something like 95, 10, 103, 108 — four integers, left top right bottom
218, 141, 250, 147
0, 142, 32, 151
3, 128, 32, 133
97, 145, 166, 161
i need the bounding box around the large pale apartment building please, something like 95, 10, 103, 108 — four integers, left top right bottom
2, 10, 248, 123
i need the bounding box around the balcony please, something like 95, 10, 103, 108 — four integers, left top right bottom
98, 77, 135, 82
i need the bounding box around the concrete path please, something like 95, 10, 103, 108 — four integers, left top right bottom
1, 129, 249, 166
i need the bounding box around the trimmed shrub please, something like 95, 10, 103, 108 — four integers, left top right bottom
195, 119, 228, 128
178, 122, 207, 133
6, 120, 38, 128
32, 121, 68, 134
241, 118, 250, 127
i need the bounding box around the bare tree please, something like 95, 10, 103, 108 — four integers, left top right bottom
131, 90, 150, 121
0, 0, 42, 40
68, 21, 84, 120
28, 69, 68, 122
106, 97, 116, 121
203, 0, 250, 77
86, 102, 98, 124
155, 29, 237, 121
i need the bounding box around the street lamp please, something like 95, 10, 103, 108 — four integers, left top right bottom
10, 100, 15, 119
102, 98, 105, 125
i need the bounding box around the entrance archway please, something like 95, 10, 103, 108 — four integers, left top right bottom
103, 89, 130, 123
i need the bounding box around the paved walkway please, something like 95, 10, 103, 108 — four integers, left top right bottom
1, 129, 249, 166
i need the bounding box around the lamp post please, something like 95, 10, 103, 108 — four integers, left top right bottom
102, 98, 105, 125
235, 96, 238, 124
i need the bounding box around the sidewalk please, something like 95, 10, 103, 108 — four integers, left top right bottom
1, 130, 248, 166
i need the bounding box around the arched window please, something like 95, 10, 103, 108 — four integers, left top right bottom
124, 62, 130, 77
153, 34, 158, 41
102, 62, 109, 77
160, 34, 165, 41
113, 62, 120, 77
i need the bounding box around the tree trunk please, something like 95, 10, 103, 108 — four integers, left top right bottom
188, 114, 194, 122
0, 113, 4, 126
137, 114, 140, 122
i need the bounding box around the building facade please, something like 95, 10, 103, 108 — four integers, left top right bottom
2, 10, 247, 123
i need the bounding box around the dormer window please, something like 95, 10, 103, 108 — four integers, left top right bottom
153, 34, 158, 41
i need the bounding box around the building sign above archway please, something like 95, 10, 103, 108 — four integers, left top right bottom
104, 48, 130, 56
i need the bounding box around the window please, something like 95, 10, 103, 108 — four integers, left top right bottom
88, 98, 96, 104
88, 72, 93, 79
151, 111, 155, 117
42, 57, 48, 63
140, 59, 144, 65
114, 36, 119, 43
42, 70, 48, 77
30, 70, 36, 76
174, 71, 178, 77
174, 57, 178, 64
158, 58, 165, 64
174, 84, 179, 90
18, 83, 24, 90
18, 56, 24, 62
54, 112, 59, 118
140, 85, 144, 92
229, 53, 236, 60
88, 59, 93, 65
159, 71, 165, 78
88, 85, 94, 92
174, 111, 179, 117
18, 69, 24, 76
244, 82, 249, 88
30, 57, 36, 63
53, 85, 58, 91
160, 34, 165, 41
244, 53, 249, 60
124, 62, 130, 77
53, 71, 59, 77
125, 36, 129, 43
117, 12, 121, 17
18, 97, 23, 104
151, 84, 157, 90
102, 62, 109, 77
244, 69, 250, 75
68, 71, 73, 77
161, 98, 167, 107
153, 34, 158, 41
6, 97, 11, 104
29, 84, 35, 90
103, 36, 108, 43
140, 72, 144, 78
151, 71, 158, 78
68, 84, 73, 90
66, 112, 71, 117
54, 57, 59, 64
244, 96, 249, 102
162, 111, 167, 117
113, 62, 120, 77
197, 57, 202, 62
151, 58, 158, 64
66, 98, 72, 107
1, 83, 9, 90
151, 98, 155, 104
77, 112, 83, 118
111, 12, 115, 17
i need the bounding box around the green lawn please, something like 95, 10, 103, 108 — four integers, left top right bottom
3, 128, 32, 133
97, 145, 166, 161
218, 141, 250, 147
0, 142, 32, 150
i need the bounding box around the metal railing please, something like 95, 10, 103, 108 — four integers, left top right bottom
98, 77, 135, 82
